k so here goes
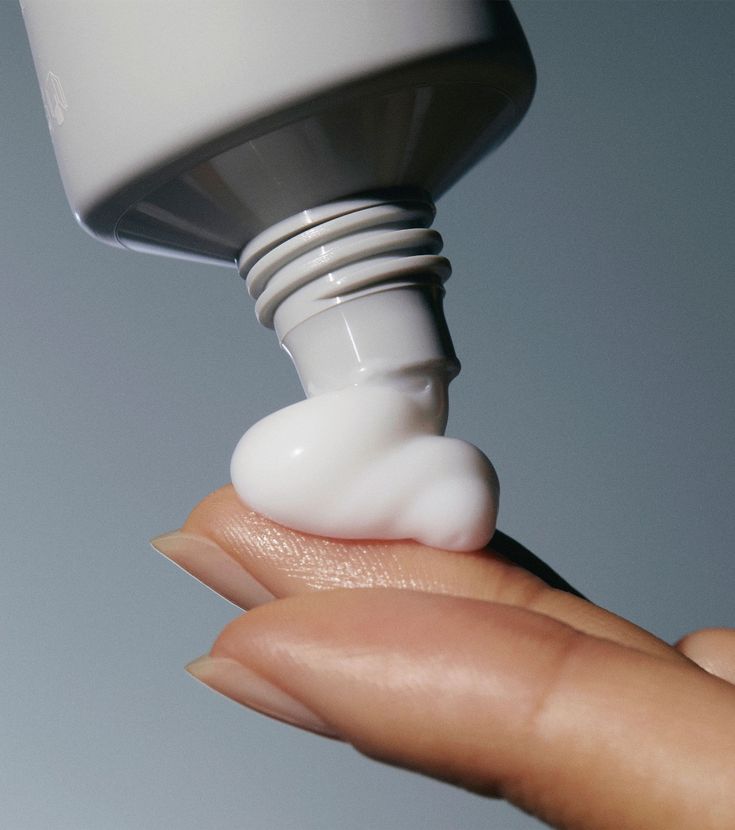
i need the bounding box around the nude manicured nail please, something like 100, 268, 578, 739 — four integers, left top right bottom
186, 655, 340, 739
150, 531, 275, 609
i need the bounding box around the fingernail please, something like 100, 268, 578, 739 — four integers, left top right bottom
150, 531, 275, 609
186, 655, 340, 739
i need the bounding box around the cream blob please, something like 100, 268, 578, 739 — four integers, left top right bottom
230, 382, 499, 552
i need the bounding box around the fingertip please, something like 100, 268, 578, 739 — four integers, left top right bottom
180, 483, 246, 540
675, 627, 735, 684
151, 530, 275, 610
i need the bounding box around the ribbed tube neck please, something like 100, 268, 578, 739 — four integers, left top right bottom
238, 193, 459, 398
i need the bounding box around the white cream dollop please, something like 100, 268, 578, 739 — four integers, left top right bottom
230, 382, 498, 551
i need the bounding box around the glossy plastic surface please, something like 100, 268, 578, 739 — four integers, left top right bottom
21, 0, 534, 265
21, 0, 528, 549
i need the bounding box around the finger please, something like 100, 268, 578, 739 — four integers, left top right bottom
675, 628, 735, 684
153, 485, 680, 661
188, 589, 735, 830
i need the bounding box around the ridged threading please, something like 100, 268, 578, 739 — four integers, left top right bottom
238, 197, 451, 335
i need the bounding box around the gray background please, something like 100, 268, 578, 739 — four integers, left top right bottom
1, 2, 733, 828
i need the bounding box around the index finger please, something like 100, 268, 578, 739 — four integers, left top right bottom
151, 485, 683, 662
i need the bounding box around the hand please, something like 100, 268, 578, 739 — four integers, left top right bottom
151, 486, 735, 830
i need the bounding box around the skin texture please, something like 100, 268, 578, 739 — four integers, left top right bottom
152, 485, 735, 830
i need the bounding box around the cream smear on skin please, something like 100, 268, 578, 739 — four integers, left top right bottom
231, 374, 499, 552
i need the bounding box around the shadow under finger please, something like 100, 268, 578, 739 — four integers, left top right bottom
489, 529, 587, 600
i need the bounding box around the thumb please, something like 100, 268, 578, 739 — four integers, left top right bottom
187, 589, 735, 830
675, 627, 735, 684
